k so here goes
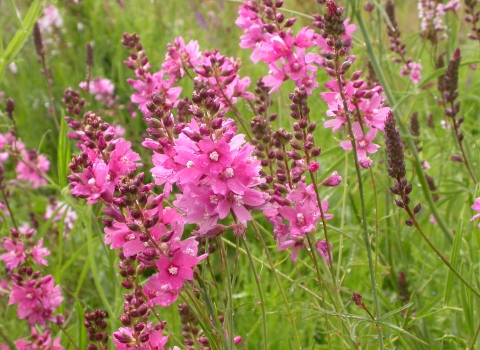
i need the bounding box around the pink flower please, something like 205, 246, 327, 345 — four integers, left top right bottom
162, 37, 202, 80
70, 159, 115, 204
360, 93, 390, 131
0, 238, 25, 271
108, 139, 141, 176
37, 5, 63, 34
316, 239, 333, 267
321, 171, 342, 187
31, 239, 50, 266
471, 198, 480, 227
340, 122, 380, 160
16, 151, 49, 188
128, 70, 182, 117
400, 62, 422, 85
9, 275, 63, 325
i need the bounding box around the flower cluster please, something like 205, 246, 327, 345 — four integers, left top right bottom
385, 1, 423, 84
0, 226, 63, 326
80, 77, 119, 108
418, 0, 460, 43
0, 100, 50, 188
1, 328, 63, 350
236, 0, 338, 94
314, 2, 390, 168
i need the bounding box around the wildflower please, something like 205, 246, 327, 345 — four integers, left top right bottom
37, 5, 63, 35
316, 239, 333, 267
16, 151, 49, 188
470, 198, 480, 227
0, 238, 25, 271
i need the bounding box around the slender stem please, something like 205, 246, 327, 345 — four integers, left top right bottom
216, 237, 234, 349
1, 188, 18, 230
221, 237, 324, 302
58, 324, 79, 350
447, 106, 477, 184
241, 236, 268, 350
354, 7, 454, 244
369, 167, 380, 278
468, 319, 480, 350
333, 64, 384, 350
251, 220, 302, 349
405, 205, 480, 298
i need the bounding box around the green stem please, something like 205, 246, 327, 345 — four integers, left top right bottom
251, 220, 302, 349
405, 205, 480, 298
216, 237, 234, 349
333, 53, 384, 350
467, 319, 480, 350
354, 7, 454, 244
241, 236, 268, 350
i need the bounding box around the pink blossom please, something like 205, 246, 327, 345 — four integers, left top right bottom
322, 171, 342, 187
400, 62, 423, 85
128, 70, 182, 117
316, 239, 333, 267
16, 151, 49, 188
162, 37, 202, 80
108, 139, 141, 176
0, 238, 25, 271
70, 159, 115, 204
360, 93, 391, 131
471, 198, 480, 227
340, 122, 380, 160
31, 239, 50, 266
37, 5, 63, 34
9, 275, 63, 325
44, 201, 77, 233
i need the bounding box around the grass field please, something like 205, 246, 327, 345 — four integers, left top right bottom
1, 0, 480, 349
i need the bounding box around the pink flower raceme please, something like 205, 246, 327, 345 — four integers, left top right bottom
9, 275, 63, 325
400, 62, 423, 85
162, 37, 202, 80
1, 328, 63, 350
37, 5, 63, 35
265, 180, 334, 261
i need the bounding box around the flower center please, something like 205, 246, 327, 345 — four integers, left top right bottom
168, 266, 178, 275
210, 195, 219, 205
209, 151, 219, 161
186, 160, 194, 168
359, 140, 367, 148
233, 194, 244, 206
296, 213, 305, 225
224, 168, 234, 178
88, 178, 95, 186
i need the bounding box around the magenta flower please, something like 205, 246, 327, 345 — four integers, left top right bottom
360, 93, 391, 131
471, 198, 480, 227
128, 70, 182, 117
162, 37, 201, 80
108, 139, 141, 176
400, 62, 423, 85
153, 249, 200, 290
316, 239, 333, 267
340, 122, 380, 161
16, 151, 49, 188
321, 171, 343, 187
70, 159, 115, 204
9, 275, 63, 325
37, 5, 63, 35
31, 239, 50, 266
0, 238, 25, 271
